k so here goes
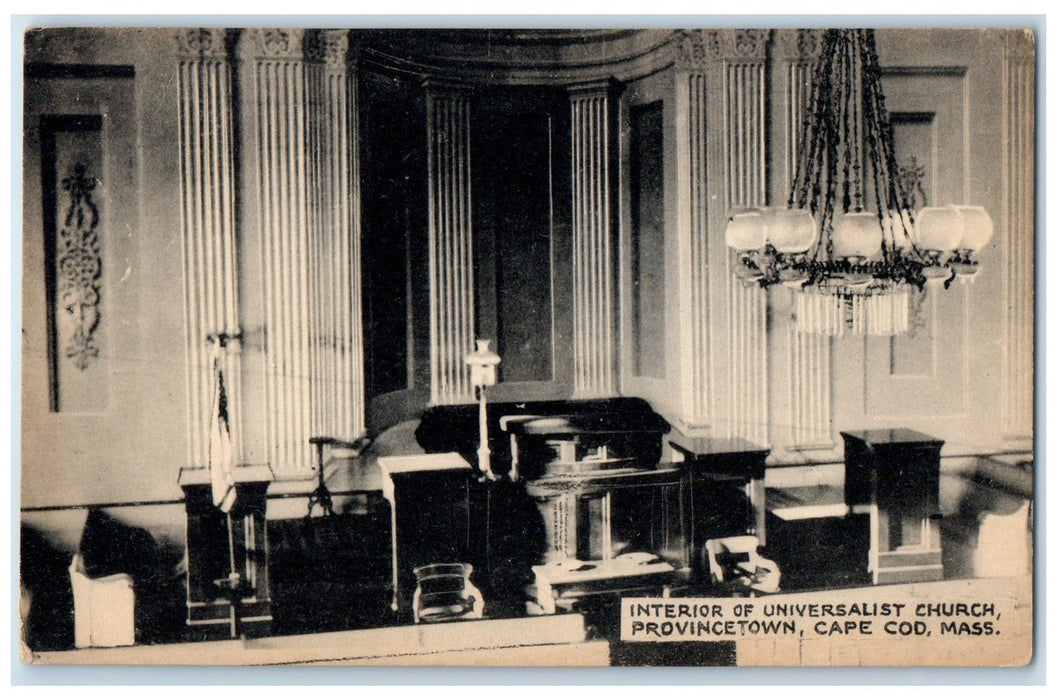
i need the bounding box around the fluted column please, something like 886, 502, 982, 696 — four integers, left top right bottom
252, 28, 311, 476
251, 29, 364, 477
674, 32, 713, 433
177, 28, 243, 467
569, 79, 620, 398
306, 30, 366, 443
720, 30, 770, 444
684, 28, 769, 444
426, 81, 476, 405
779, 29, 833, 449
1002, 32, 1034, 440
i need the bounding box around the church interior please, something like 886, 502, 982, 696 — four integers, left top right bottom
19, 26, 1035, 666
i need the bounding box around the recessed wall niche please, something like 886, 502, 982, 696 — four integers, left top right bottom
360, 72, 429, 430
40, 114, 106, 413
472, 87, 570, 387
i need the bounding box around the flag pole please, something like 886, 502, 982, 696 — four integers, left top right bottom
209, 331, 244, 638
226, 510, 239, 638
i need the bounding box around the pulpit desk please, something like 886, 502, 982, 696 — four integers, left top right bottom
177, 465, 273, 639
841, 429, 944, 585
503, 413, 681, 613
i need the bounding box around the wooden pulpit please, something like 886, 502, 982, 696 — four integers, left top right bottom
178, 465, 273, 639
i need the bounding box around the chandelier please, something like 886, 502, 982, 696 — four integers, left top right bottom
724, 29, 993, 336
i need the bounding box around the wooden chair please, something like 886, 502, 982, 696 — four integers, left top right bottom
704, 535, 781, 595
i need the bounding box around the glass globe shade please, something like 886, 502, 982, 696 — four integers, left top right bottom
767, 208, 818, 254
913, 206, 964, 252
951, 205, 993, 253
832, 211, 883, 260
724, 210, 766, 252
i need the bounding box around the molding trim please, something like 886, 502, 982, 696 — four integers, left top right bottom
24, 63, 134, 79
362, 29, 673, 86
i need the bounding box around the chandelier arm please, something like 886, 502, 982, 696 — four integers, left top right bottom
791, 30, 834, 212
836, 33, 855, 217
864, 29, 924, 269
822, 49, 844, 264
865, 31, 910, 221
798, 106, 823, 213
813, 30, 844, 264
862, 53, 894, 263
845, 30, 862, 211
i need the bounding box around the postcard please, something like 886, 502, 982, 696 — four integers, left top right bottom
19, 25, 1035, 668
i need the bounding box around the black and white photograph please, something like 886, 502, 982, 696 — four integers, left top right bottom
17, 22, 1036, 668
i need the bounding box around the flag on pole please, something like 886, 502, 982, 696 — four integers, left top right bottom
209, 339, 237, 513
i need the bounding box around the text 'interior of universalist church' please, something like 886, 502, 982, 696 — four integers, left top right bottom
19, 27, 1035, 666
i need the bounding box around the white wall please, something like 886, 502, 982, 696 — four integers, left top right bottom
626, 28, 1034, 461
20, 29, 1035, 553
22, 29, 189, 525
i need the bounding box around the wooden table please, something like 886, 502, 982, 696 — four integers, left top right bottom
669, 436, 770, 583
377, 453, 473, 616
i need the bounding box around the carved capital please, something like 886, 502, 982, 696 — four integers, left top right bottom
303, 28, 350, 71
776, 28, 825, 61
731, 29, 770, 60
674, 29, 722, 69
566, 76, 624, 102
249, 28, 306, 59
321, 29, 350, 70
422, 77, 475, 99
675, 28, 770, 69
1006, 29, 1035, 61
176, 28, 235, 60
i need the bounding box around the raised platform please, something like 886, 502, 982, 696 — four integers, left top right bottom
26, 612, 599, 666
27, 575, 1032, 667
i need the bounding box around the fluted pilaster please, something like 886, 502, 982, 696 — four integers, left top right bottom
570, 80, 620, 398
1002, 31, 1034, 440
176, 28, 243, 466
779, 29, 832, 448
674, 66, 712, 430
251, 29, 364, 476
426, 82, 476, 405
720, 30, 770, 443
306, 30, 366, 442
